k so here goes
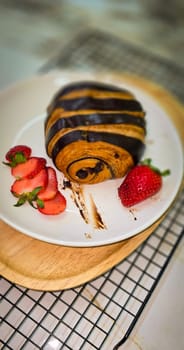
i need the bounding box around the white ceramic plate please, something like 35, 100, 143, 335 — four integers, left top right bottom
0, 72, 183, 247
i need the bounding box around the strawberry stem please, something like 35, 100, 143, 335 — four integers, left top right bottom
140, 158, 170, 177
13, 187, 44, 209
3, 152, 27, 168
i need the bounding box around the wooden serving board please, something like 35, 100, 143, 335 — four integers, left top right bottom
0, 218, 163, 291
0, 74, 183, 291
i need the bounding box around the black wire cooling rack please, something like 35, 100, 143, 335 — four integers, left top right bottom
1, 29, 184, 350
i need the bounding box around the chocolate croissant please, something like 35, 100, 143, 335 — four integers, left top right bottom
45, 81, 146, 184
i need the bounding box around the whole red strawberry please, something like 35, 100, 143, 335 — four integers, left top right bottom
118, 159, 170, 207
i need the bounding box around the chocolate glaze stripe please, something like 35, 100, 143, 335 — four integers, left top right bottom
46, 113, 146, 145
50, 97, 144, 113
51, 130, 145, 165
45, 109, 145, 133
51, 81, 133, 101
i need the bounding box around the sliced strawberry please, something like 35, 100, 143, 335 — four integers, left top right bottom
38, 191, 66, 215
4, 145, 32, 167
38, 166, 58, 201
11, 168, 48, 207
11, 157, 46, 179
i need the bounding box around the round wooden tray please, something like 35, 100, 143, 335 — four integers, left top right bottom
0, 73, 183, 291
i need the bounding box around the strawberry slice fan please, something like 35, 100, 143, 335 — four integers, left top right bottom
4, 145, 67, 215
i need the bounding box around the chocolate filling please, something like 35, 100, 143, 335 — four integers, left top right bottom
50, 97, 143, 113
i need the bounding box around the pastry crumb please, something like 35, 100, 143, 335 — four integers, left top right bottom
84, 233, 92, 239
129, 209, 137, 221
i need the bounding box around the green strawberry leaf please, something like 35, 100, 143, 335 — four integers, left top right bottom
14, 196, 27, 207
2, 161, 12, 167
14, 152, 27, 164
12, 187, 44, 209
36, 198, 44, 209
141, 158, 171, 177
3, 152, 27, 168
28, 187, 43, 201
28, 200, 37, 209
